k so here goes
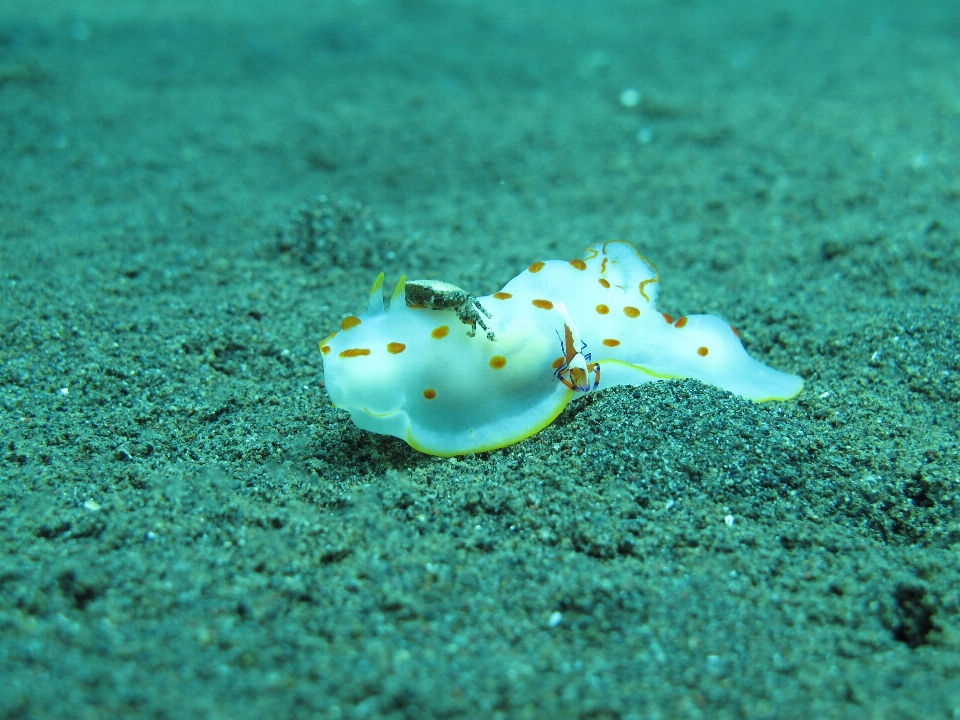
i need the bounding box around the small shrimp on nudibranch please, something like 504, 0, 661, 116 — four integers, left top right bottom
319, 241, 804, 456
552, 301, 601, 392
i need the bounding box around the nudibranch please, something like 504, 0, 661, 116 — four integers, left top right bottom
319, 241, 803, 456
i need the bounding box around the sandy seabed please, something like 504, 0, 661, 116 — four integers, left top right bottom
1, 1, 959, 718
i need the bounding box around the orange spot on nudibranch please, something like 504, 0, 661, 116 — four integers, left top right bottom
730, 325, 741, 337
623, 306, 640, 318
341, 316, 362, 331
494, 292, 513, 300
529, 261, 545, 273
431, 325, 450, 339
551, 356, 565, 369
675, 316, 688, 328
320, 345, 331, 355
339, 348, 370, 358
489, 355, 507, 369
387, 342, 406, 354
569, 259, 587, 270
532, 299, 554, 310
596, 304, 610, 315
602, 339, 621, 347
662, 313, 674, 324
423, 389, 437, 399
697, 346, 709, 356
598, 278, 611, 289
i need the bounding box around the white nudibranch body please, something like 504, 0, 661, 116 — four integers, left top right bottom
319, 241, 804, 456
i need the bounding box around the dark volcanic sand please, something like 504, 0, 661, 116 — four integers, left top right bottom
1, 1, 959, 718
